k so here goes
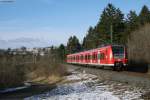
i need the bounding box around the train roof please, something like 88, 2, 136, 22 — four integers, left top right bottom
67, 44, 125, 56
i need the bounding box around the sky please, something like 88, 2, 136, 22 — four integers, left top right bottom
0, 0, 150, 48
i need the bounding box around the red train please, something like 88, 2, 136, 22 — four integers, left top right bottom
66, 44, 128, 71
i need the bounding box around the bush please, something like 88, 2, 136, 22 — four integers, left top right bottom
0, 52, 67, 89
127, 24, 150, 64
0, 56, 25, 89
26, 56, 67, 79
127, 24, 150, 72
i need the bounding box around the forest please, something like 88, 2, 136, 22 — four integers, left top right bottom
57, 3, 150, 65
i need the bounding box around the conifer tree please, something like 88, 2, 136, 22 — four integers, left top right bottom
96, 3, 125, 43
139, 5, 150, 25
58, 44, 66, 62
67, 36, 81, 54
126, 10, 139, 32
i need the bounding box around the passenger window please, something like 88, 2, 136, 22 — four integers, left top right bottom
88, 55, 91, 60
80, 55, 83, 60
92, 53, 97, 60
100, 53, 105, 60
92, 54, 95, 60
95, 54, 97, 60
98, 53, 100, 59
85, 55, 88, 60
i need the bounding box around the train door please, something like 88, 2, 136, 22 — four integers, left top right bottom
80, 54, 83, 63
105, 49, 108, 64
92, 51, 98, 63
100, 50, 105, 64
98, 51, 101, 64
87, 53, 90, 63
85, 53, 88, 64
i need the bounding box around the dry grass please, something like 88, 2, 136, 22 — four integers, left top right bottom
25, 56, 68, 84
0, 56, 25, 89
0, 54, 68, 89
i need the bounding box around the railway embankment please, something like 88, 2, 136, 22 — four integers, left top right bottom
65, 64, 150, 89
25, 64, 150, 100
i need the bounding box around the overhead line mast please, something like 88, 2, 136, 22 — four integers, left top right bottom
110, 24, 113, 44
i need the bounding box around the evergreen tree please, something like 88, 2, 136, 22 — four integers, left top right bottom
82, 26, 98, 50
126, 10, 139, 32
67, 36, 81, 54
139, 5, 150, 25
58, 44, 66, 62
96, 3, 125, 43
121, 10, 140, 44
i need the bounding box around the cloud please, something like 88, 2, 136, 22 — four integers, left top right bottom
0, 37, 52, 49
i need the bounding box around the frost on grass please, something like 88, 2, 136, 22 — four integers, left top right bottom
25, 72, 145, 100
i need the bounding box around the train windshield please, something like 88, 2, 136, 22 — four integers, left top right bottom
112, 46, 124, 59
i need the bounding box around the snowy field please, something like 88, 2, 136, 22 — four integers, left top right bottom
25, 71, 146, 100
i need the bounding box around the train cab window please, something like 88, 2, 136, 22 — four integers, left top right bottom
112, 46, 124, 59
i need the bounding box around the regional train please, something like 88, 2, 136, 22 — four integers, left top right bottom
66, 44, 128, 71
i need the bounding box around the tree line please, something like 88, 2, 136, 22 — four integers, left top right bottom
56, 3, 150, 62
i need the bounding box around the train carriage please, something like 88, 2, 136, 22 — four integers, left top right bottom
67, 44, 128, 71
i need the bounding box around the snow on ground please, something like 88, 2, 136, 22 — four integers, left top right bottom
25, 71, 145, 100
66, 71, 97, 81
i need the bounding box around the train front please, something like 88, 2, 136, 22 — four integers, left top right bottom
112, 45, 128, 70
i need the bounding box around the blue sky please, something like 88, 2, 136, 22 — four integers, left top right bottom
0, 0, 150, 48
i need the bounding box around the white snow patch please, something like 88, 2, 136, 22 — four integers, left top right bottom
25, 72, 145, 100
47, 91, 119, 100
67, 71, 97, 81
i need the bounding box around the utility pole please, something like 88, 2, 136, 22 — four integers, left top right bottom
110, 24, 113, 44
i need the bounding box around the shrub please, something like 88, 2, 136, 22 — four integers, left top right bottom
127, 24, 150, 64
0, 56, 25, 89
26, 56, 67, 79
0, 52, 67, 89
